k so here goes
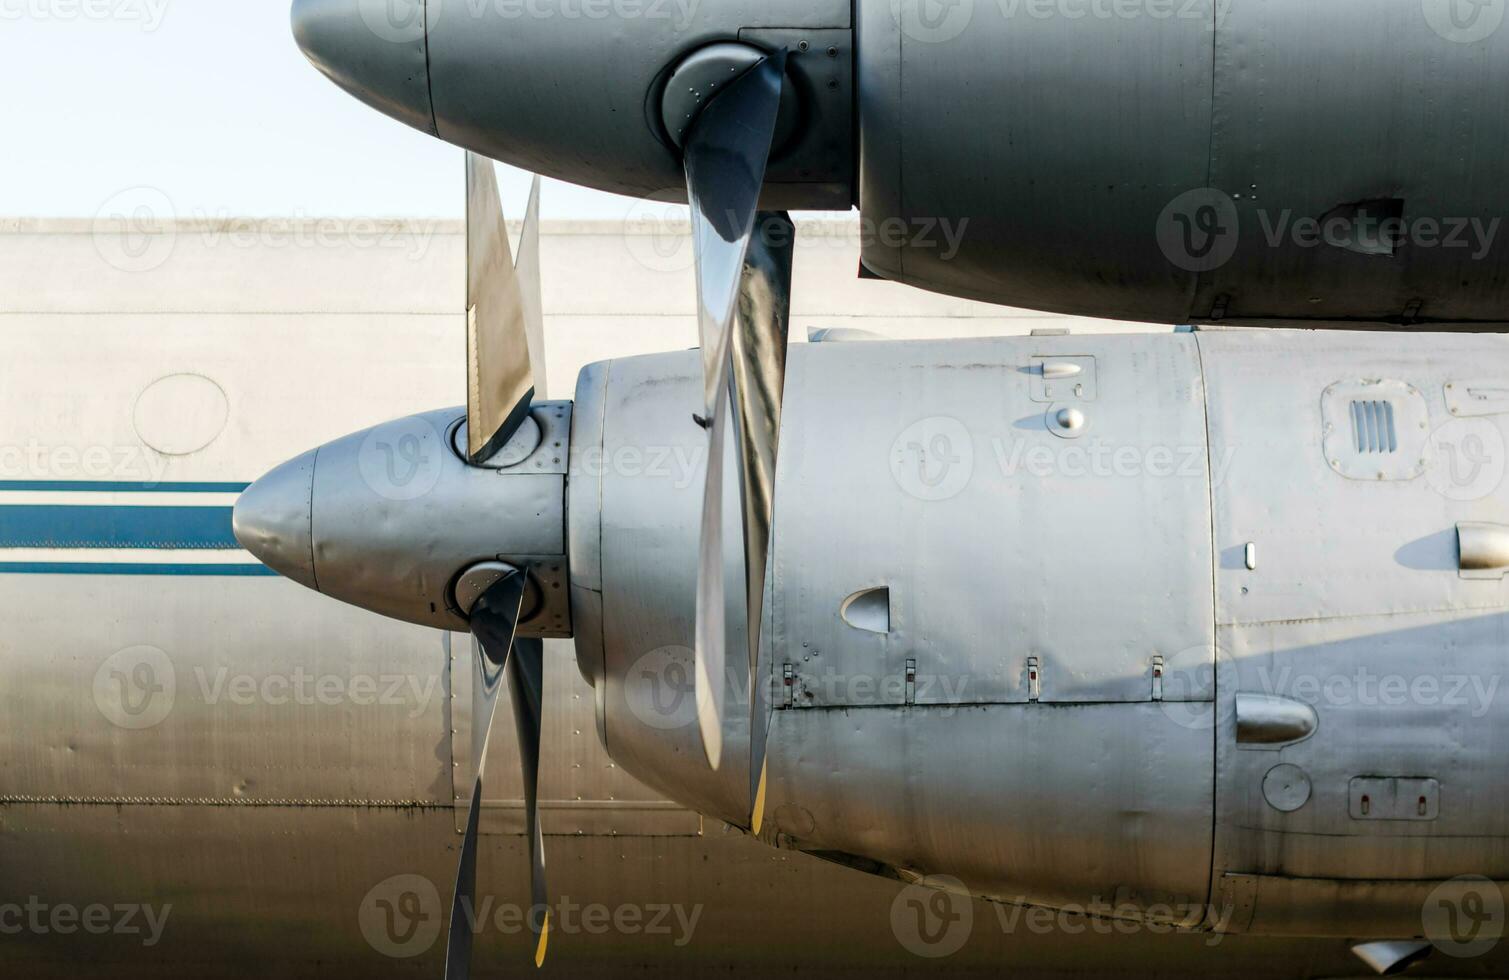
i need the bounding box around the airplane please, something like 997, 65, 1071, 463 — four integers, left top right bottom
9, 0, 1509, 976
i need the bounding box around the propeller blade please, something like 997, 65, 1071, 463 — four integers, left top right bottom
515, 175, 547, 400
728, 210, 794, 834
683, 48, 789, 771
507, 638, 549, 967
466, 152, 536, 463
445, 569, 528, 980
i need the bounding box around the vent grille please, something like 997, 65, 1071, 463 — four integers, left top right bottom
1351, 400, 1398, 454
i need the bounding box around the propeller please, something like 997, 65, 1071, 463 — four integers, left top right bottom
465, 154, 545, 461
681, 48, 796, 835
446, 155, 552, 977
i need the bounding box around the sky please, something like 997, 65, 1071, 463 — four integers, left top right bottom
0, 0, 651, 220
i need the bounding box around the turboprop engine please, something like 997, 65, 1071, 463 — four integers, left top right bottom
291, 0, 1509, 326
240, 323, 1509, 956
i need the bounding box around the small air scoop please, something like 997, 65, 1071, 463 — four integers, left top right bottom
1459, 522, 1509, 578
841, 587, 891, 634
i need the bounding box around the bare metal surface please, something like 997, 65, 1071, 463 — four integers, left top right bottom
683, 52, 789, 771
465, 153, 535, 463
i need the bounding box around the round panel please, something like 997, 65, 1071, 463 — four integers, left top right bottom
132, 373, 229, 456
1262, 763, 1312, 813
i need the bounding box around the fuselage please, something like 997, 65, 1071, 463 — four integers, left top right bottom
6, 217, 1509, 976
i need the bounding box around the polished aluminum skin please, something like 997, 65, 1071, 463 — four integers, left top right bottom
572, 329, 1509, 941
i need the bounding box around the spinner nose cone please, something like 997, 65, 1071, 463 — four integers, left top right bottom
291, 0, 437, 136
235, 450, 319, 591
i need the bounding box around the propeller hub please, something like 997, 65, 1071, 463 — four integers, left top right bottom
232, 449, 317, 591
236, 406, 572, 636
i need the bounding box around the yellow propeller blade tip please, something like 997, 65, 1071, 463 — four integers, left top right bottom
534, 912, 550, 969
751, 759, 769, 836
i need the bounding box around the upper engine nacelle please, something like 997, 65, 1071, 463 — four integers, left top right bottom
291, 0, 855, 209
293, 0, 1509, 327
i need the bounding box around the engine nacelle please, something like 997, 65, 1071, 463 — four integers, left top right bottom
295, 0, 1509, 326
570, 330, 1509, 936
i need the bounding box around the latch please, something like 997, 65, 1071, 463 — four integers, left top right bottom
1027, 656, 1041, 702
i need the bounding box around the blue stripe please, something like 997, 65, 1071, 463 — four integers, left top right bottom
0, 481, 249, 493
0, 562, 276, 577
0, 506, 239, 550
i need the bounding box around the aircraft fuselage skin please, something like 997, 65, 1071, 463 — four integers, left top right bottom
9, 329, 1509, 975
